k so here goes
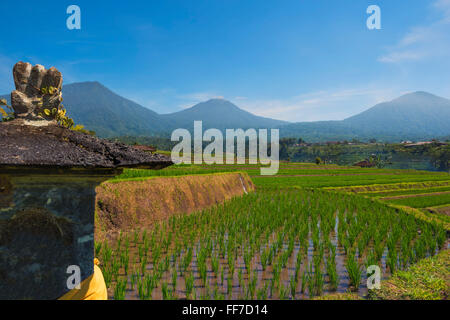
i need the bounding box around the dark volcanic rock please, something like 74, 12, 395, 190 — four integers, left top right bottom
3, 61, 173, 170
0, 120, 172, 169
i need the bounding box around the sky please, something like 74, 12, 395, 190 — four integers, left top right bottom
1, 0, 450, 122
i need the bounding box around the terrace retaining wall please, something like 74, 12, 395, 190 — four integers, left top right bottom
94, 172, 254, 241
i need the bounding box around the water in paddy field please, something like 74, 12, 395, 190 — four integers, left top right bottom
106, 220, 448, 300
99, 189, 448, 300
116, 241, 447, 300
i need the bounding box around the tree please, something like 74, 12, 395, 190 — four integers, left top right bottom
368, 154, 389, 168
430, 145, 450, 172
279, 143, 289, 160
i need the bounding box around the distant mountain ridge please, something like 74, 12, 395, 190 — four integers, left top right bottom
281, 91, 450, 141
1, 82, 286, 137
2, 81, 174, 137
2, 83, 450, 141
61, 82, 175, 137
160, 98, 287, 131
344, 91, 450, 135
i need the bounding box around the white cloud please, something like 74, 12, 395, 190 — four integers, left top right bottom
235, 87, 400, 122
434, 0, 450, 19
379, 0, 450, 63
113, 89, 225, 113
156, 87, 403, 122
378, 50, 426, 63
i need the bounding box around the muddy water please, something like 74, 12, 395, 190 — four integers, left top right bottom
116, 245, 447, 300
109, 218, 448, 300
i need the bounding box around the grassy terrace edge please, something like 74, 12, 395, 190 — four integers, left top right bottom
326, 181, 450, 193
382, 193, 450, 208
107, 171, 251, 183
368, 249, 449, 300
399, 205, 450, 231
316, 249, 449, 300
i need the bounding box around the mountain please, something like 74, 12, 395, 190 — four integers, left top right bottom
61, 82, 175, 137
278, 121, 359, 142
2, 81, 174, 138
1, 83, 287, 138
343, 91, 450, 136
161, 98, 288, 131
2, 85, 450, 141
280, 91, 450, 142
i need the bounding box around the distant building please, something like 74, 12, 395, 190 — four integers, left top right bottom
353, 159, 376, 168
294, 143, 309, 147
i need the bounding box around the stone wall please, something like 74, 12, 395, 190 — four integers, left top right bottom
0, 169, 115, 299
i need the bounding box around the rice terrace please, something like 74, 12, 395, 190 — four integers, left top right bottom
95, 162, 450, 300
1, 1, 450, 306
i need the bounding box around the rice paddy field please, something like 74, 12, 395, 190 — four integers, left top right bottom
96, 162, 450, 300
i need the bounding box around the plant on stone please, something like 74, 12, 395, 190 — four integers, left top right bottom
0, 99, 14, 122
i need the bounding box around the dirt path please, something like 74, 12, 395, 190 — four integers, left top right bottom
380, 190, 450, 200
427, 206, 450, 217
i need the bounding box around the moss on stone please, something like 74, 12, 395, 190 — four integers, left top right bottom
0, 207, 74, 246
0, 175, 13, 208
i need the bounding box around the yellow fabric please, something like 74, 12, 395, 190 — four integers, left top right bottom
58, 259, 108, 300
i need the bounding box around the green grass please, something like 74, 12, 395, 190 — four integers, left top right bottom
99, 187, 447, 300
114, 163, 449, 180
102, 161, 449, 300
420, 207, 450, 226
383, 193, 450, 208
114, 167, 235, 180
362, 186, 450, 198
318, 249, 450, 300
368, 249, 449, 300
328, 181, 450, 193
252, 174, 450, 189
254, 168, 443, 176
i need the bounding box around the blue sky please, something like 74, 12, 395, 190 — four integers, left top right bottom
1, 0, 450, 121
